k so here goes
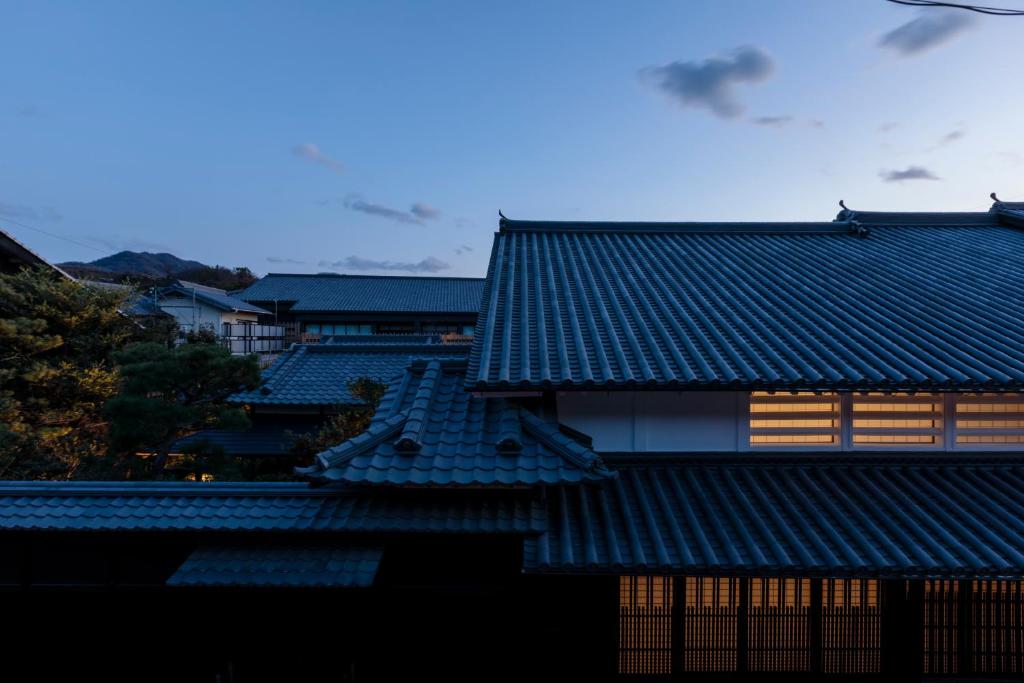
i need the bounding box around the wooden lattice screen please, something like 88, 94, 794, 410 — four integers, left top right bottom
822, 578, 882, 674
748, 578, 811, 672
682, 577, 739, 672
618, 576, 673, 676
923, 579, 959, 675
972, 580, 1024, 676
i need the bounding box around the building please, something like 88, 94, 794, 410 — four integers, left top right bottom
0, 227, 72, 277
6, 200, 1024, 681
170, 336, 471, 471
156, 279, 269, 333
235, 273, 485, 342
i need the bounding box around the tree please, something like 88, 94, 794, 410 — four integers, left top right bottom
288, 378, 387, 465
104, 342, 261, 474
0, 268, 137, 479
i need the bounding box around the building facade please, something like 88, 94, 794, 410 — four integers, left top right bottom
235, 273, 484, 342
6, 201, 1024, 681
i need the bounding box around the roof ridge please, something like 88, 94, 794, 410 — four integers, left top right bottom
518, 409, 614, 478
300, 413, 408, 478
499, 218, 855, 235
261, 272, 485, 282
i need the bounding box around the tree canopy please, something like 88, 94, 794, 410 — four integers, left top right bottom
0, 268, 136, 479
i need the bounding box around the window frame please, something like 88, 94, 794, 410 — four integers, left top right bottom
745, 392, 1024, 452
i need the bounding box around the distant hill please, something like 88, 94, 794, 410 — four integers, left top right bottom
60, 251, 257, 290
60, 251, 205, 279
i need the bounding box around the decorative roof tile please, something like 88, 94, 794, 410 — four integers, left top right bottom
236, 274, 485, 314
469, 209, 1024, 391
298, 361, 613, 487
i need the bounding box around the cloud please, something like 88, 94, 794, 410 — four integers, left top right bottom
879, 165, 941, 183
750, 115, 793, 127
16, 104, 43, 118
455, 244, 474, 256
0, 201, 62, 222
640, 46, 774, 119
410, 202, 441, 221
808, 119, 825, 129
266, 256, 312, 265
879, 10, 975, 56
318, 255, 450, 273
878, 122, 900, 133
291, 143, 344, 173
937, 127, 966, 146
344, 195, 432, 225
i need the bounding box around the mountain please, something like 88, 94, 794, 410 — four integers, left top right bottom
59, 251, 258, 290
60, 251, 206, 279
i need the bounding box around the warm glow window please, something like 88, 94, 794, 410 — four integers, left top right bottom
748, 392, 840, 447
954, 394, 1024, 445
747, 392, 1024, 450
850, 393, 943, 447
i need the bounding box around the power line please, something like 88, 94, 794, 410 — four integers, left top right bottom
0, 216, 110, 255
886, 0, 1024, 15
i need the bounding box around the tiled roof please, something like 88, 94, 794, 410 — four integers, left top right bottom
236, 273, 485, 314
172, 425, 314, 457
469, 208, 1024, 391
298, 360, 613, 487
525, 457, 1024, 577
163, 280, 269, 314
230, 342, 470, 407
0, 482, 545, 533
167, 544, 382, 588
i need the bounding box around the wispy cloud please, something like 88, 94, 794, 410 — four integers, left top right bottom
15, 104, 43, 118
879, 10, 975, 56
455, 244, 474, 255
266, 256, 312, 265
750, 115, 793, 127
880, 165, 941, 183
291, 143, 344, 173
878, 122, 900, 133
808, 119, 825, 129
343, 195, 440, 225
318, 255, 450, 273
640, 46, 774, 119
0, 201, 62, 222
937, 127, 966, 146
409, 202, 441, 221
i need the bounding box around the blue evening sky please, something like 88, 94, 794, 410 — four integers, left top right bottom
2, 0, 1021, 277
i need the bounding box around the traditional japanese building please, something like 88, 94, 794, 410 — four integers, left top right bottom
6, 200, 1024, 682
235, 273, 485, 342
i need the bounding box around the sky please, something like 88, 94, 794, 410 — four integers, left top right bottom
1, 0, 1022, 277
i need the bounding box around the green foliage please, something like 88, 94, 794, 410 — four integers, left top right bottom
288, 378, 387, 464
104, 342, 261, 474
0, 268, 137, 479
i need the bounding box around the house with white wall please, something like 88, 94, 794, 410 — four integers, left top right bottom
157, 280, 268, 335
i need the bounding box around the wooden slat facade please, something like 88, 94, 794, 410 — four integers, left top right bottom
618, 576, 1024, 679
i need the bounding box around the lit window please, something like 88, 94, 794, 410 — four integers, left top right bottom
619, 576, 673, 675
955, 394, 1024, 446
749, 392, 840, 447
850, 393, 942, 446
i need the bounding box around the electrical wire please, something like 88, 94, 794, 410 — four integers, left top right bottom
0, 216, 110, 255
886, 0, 1024, 15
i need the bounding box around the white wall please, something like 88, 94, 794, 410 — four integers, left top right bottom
157, 294, 258, 335
557, 391, 742, 453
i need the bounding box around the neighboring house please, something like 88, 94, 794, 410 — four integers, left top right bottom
9, 200, 1024, 681
157, 279, 269, 333
235, 273, 484, 340
170, 336, 471, 465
